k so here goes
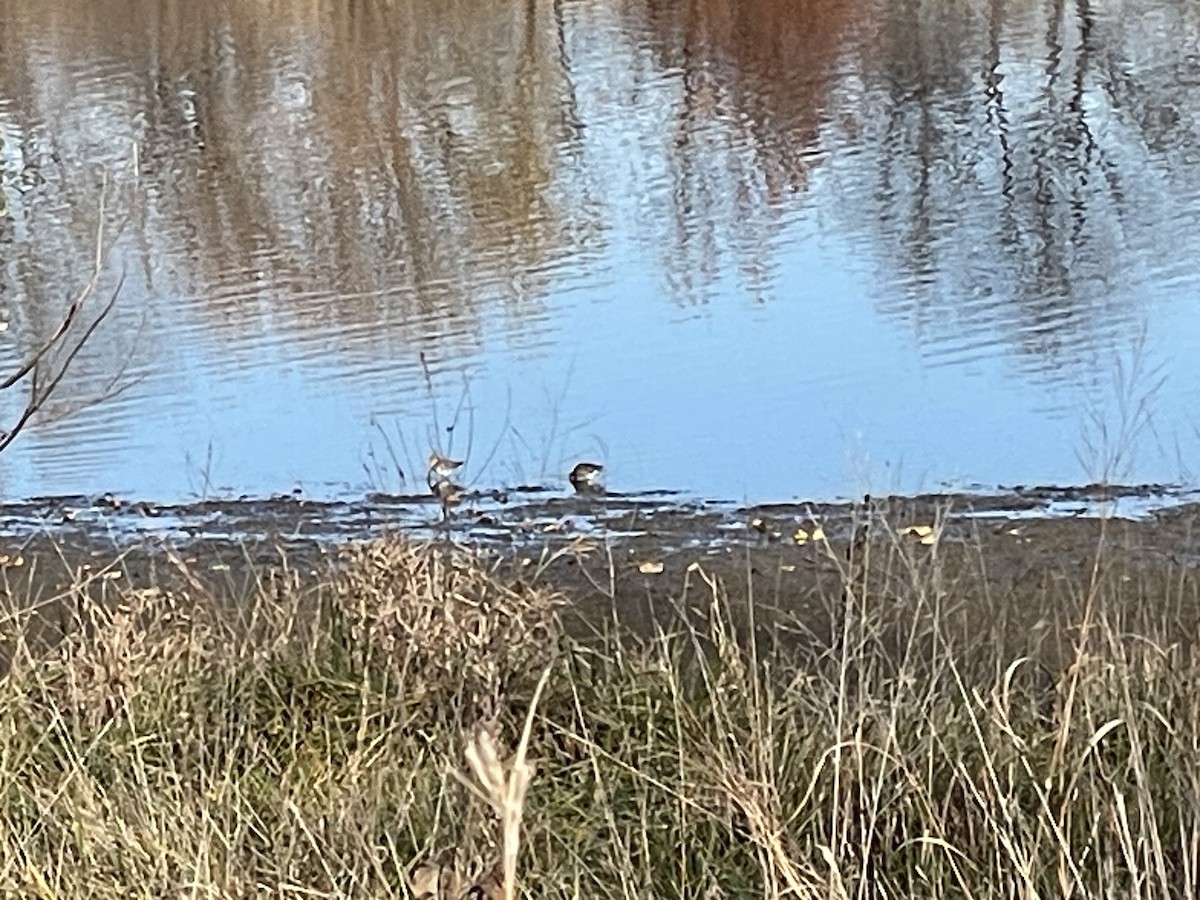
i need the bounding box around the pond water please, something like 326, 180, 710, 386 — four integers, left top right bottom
1, 0, 1200, 506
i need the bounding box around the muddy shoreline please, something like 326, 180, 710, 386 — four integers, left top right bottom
2, 480, 1197, 548
3, 485, 1200, 655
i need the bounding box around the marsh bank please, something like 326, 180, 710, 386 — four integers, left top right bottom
5, 485, 1200, 897
5, 484, 1200, 661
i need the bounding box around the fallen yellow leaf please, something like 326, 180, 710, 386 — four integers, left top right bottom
898, 524, 938, 546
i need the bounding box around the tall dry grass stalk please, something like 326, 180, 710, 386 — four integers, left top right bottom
458, 664, 551, 900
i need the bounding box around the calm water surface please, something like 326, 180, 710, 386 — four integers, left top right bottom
1, 0, 1199, 504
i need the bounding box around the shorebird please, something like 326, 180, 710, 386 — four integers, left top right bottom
569, 461, 604, 494
427, 452, 464, 488
426, 452, 466, 521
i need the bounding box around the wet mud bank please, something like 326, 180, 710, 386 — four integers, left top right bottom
3, 483, 1200, 667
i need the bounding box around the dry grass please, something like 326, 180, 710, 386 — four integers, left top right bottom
334, 538, 563, 724
0, 526, 1199, 898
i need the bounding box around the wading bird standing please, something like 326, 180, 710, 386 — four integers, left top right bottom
428, 452, 466, 520
427, 452, 464, 486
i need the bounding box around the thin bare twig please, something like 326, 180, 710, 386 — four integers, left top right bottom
0, 172, 127, 452
1, 172, 111, 392
0, 273, 126, 454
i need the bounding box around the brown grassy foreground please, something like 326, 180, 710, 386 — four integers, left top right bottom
1, 526, 1200, 898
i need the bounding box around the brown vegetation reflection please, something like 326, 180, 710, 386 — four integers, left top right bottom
0, 0, 599, 375
621, 0, 861, 300
629, 0, 1200, 376
0, 0, 1198, 429
830, 0, 1200, 380
640, 0, 856, 191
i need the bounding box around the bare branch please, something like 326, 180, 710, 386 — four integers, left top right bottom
0, 171, 127, 453
0, 172, 109, 392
